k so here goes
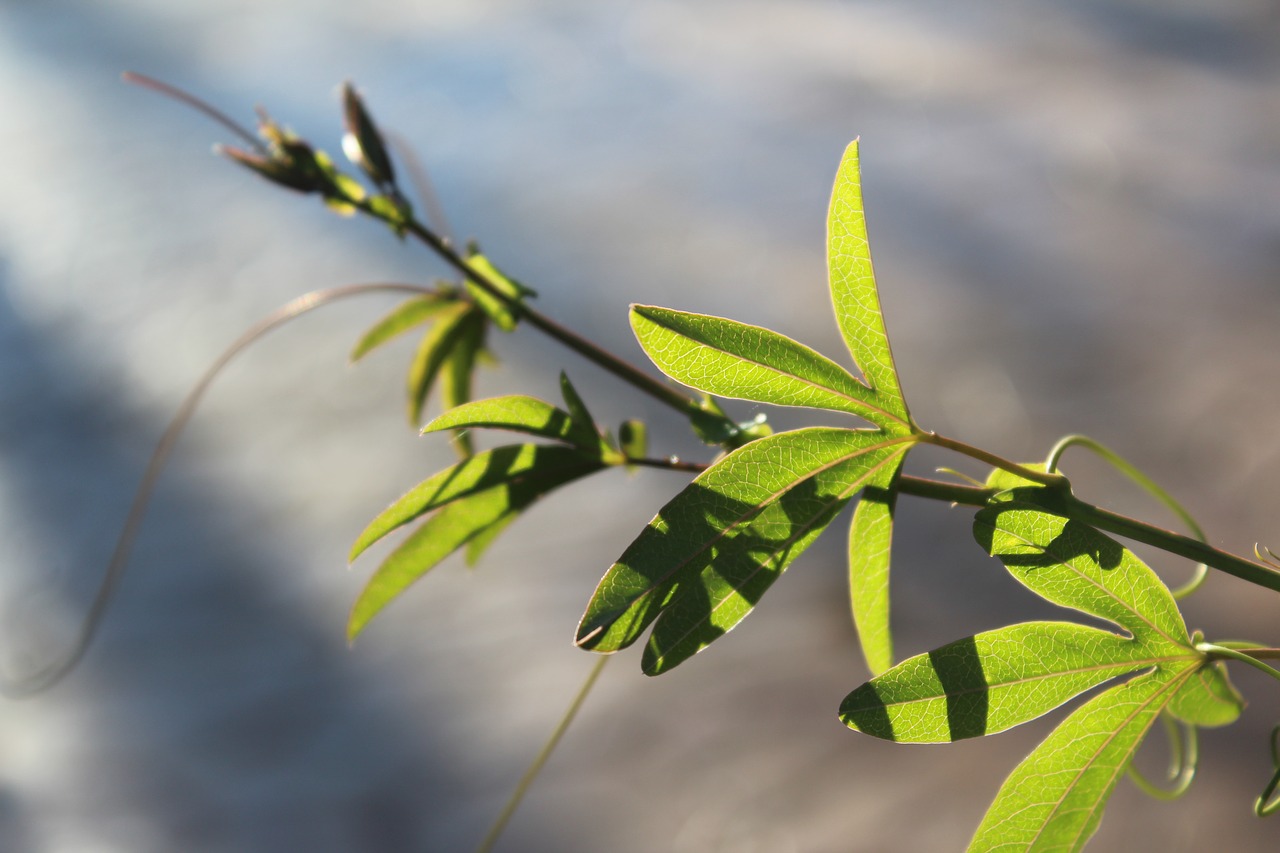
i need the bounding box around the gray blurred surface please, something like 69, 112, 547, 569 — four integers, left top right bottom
1, 1, 1279, 850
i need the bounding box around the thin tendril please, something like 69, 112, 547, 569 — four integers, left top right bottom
386, 129, 455, 245
475, 654, 610, 853
1257, 725, 1280, 817
0, 283, 439, 698
1045, 434, 1209, 598
1127, 713, 1197, 800
121, 72, 265, 154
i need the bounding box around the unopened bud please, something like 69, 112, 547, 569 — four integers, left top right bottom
341, 82, 396, 188
215, 144, 321, 194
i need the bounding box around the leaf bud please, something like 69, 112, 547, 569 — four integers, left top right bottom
341, 82, 396, 188
214, 144, 321, 194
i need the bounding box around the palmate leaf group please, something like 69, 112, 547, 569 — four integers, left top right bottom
842, 497, 1242, 852
575, 140, 919, 673
338, 136, 1258, 851
346, 374, 615, 641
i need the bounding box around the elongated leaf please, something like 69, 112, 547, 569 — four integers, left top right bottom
439, 308, 486, 456
351, 444, 604, 560
848, 453, 905, 675
576, 427, 914, 658
349, 490, 509, 640
348, 453, 599, 640
968, 670, 1188, 853
423, 395, 599, 451
464, 511, 519, 566
630, 305, 908, 433
973, 503, 1189, 651
841, 622, 1163, 743
1165, 661, 1243, 727
642, 441, 910, 674
406, 301, 474, 425
559, 372, 596, 435
350, 293, 456, 362
465, 252, 535, 332
618, 419, 647, 461
827, 140, 910, 422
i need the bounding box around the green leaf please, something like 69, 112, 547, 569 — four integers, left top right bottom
464, 511, 519, 566
406, 301, 474, 426
967, 670, 1189, 853
349, 490, 509, 641
559, 372, 596, 434
639, 433, 913, 675
827, 140, 910, 423
973, 502, 1189, 651
438, 309, 487, 456
464, 251, 535, 333
423, 395, 600, 451
848, 453, 905, 675
618, 419, 647, 461
983, 462, 1049, 494
350, 293, 456, 362
576, 427, 914, 666
630, 305, 909, 433
1165, 660, 1243, 727
350, 443, 604, 561
840, 622, 1158, 743
348, 451, 599, 640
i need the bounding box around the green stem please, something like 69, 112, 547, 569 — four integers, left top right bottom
1196, 643, 1280, 682
916, 431, 1069, 489
893, 474, 1280, 594
475, 654, 610, 853
897, 474, 995, 506
625, 455, 709, 474
1127, 714, 1197, 801
1068, 499, 1280, 594
383, 210, 710, 423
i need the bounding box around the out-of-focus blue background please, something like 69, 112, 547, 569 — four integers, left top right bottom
1, 1, 1278, 850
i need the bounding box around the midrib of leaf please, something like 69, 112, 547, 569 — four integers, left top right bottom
867, 655, 1194, 717
646, 445, 910, 669
690, 340, 908, 429
995, 523, 1187, 652
634, 306, 909, 430
827, 140, 910, 422
1029, 668, 1193, 852
579, 432, 915, 643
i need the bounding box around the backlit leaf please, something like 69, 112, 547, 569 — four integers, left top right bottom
348, 452, 599, 640
465, 251, 535, 333
841, 622, 1161, 743
439, 307, 486, 456
1165, 660, 1243, 728
848, 453, 905, 675
576, 427, 915, 664
423, 395, 600, 451
630, 305, 909, 433
349, 490, 510, 641
351, 443, 604, 560
350, 292, 456, 362
406, 301, 474, 425
559, 372, 596, 435
827, 140, 910, 423
973, 502, 1189, 651
967, 670, 1188, 852
640, 435, 913, 674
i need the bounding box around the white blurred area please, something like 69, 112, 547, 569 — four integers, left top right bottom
1, 1, 1278, 850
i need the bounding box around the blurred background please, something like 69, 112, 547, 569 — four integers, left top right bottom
1, 0, 1278, 850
